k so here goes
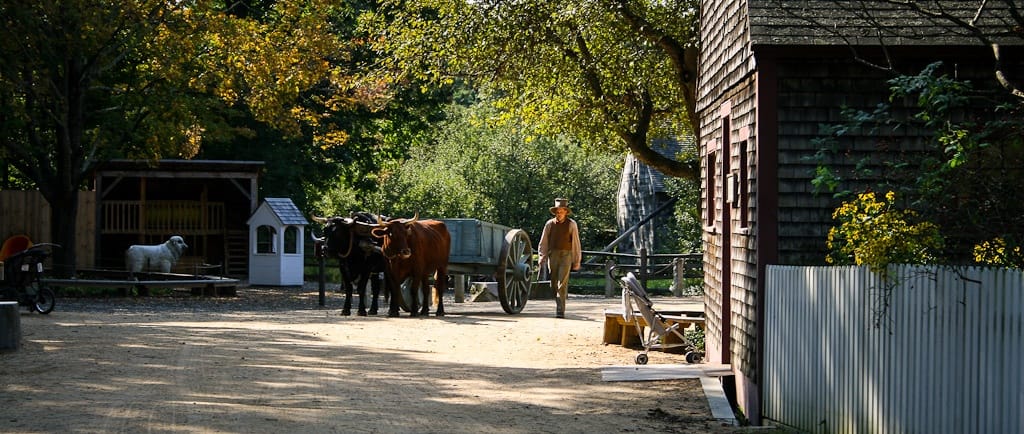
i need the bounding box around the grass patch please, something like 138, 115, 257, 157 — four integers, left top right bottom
304, 264, 342, 283
571, 275, 703, 296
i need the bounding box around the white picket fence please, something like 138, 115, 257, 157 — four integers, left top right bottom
764, 265, 1024, 433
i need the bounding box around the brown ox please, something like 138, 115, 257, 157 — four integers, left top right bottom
372, 215, 450, 317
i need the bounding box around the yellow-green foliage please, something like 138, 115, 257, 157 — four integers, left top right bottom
973, 238, 1024, 270
827, 191, 944, 274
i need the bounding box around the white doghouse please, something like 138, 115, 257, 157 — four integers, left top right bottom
125, 236, 189, 277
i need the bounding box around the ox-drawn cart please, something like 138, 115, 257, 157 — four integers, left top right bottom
395, 218, 537, 314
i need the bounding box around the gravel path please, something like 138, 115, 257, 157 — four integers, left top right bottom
2, 285, 742, 434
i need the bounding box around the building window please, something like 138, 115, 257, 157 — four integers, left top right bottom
706, 152, 716, 226
256, 225, 276, 253
739, 139, 749, 228
284, 226, 299, 254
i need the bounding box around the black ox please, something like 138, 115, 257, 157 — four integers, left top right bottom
312, 212, 390, 316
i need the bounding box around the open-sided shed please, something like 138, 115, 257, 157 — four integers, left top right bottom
94, 159, 263, 277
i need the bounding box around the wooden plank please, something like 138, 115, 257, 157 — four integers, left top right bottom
603, 309, 704, 350
701, 376, 737, 425
600, 363, 733, 381
43, 276, 238, 289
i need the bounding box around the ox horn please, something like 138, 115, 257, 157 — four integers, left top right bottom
311, 214, 329, 224
353, 220, 378, 236
408, 211, 419, 224
309, 229, 324, 243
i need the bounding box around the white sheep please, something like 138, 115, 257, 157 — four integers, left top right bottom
125, 236, 188, 278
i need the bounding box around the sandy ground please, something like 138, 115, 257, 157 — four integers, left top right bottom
1, 287, 744, 434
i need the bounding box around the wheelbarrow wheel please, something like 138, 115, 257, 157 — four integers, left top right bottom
33, 287, 55, 314
685, 351, 703, 364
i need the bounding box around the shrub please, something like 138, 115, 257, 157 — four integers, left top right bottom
826, 191, 944, 275
973, 237, 1024, 270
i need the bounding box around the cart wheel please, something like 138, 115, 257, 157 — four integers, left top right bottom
685, 351, 703, 364
496, 229, 535, 314
635, 353, 649, 365
33, 287, 55, 314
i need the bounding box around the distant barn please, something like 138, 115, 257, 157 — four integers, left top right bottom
615, 136, 692, 254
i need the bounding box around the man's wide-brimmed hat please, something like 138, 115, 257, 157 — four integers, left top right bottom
549, 198, 572, 215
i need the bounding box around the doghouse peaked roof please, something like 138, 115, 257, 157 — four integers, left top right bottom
248, 198, 308, 226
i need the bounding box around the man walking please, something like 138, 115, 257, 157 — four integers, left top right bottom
538, 198, 582, 318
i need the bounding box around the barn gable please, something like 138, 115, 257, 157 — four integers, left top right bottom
615, 136, 693, 254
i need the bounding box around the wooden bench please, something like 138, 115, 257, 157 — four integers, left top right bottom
172, 256, 220, 275
603, 308, 705, 349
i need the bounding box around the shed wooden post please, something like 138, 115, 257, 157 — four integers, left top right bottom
638, 248, 648, 289
672, 257, 686, 297
317, 241, 326, 307
454, 275, 465, 303
0, 301, 20, 351
604, 260, 616, 297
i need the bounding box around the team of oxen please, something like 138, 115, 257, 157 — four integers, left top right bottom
311, 212, 451, 317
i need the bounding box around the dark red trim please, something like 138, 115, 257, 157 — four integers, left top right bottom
753, 49, 780, 426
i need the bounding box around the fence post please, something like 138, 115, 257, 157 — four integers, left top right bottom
604, 259, 616, 297
454, 274, 465, 303
316, 240, 326, 307
671, 257, 685, 296
639, 247, 648, 289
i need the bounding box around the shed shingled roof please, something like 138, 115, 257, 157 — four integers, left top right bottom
749, 1, 1022, 47
265, 198, 308, 226
645, 136, 695, 192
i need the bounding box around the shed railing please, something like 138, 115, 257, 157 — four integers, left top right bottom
580, 249, 702, 296
101, 200, 225, 235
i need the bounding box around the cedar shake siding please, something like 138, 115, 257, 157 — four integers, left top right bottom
699, 0, 759, 420
769, 51, 1023, 265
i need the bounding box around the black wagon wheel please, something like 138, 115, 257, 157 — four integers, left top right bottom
496, 229, 535, 314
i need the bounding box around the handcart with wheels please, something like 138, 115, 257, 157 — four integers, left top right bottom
0, 243, 60, 314
615, 269, 704, 365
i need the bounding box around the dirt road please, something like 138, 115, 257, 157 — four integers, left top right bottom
1, 287, 741, 433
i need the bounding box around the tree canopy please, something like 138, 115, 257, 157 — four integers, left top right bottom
1, 0, 705, 272
0, 0, 386, 273
815, 63, 1024, 269
361, 0, 700, 179
349, 98, 622, 249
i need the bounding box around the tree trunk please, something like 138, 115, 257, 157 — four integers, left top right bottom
46, 191, 79, 278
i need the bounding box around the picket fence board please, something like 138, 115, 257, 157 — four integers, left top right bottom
764, 265, 1024, 434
